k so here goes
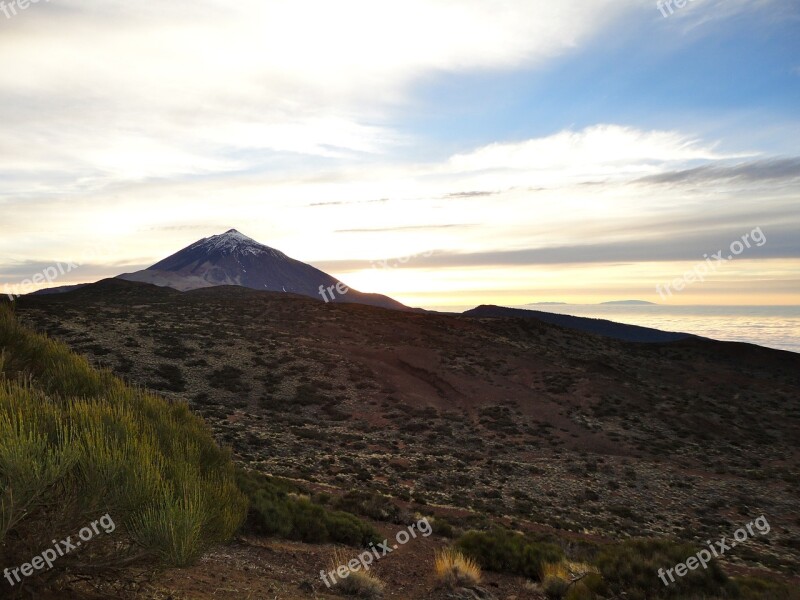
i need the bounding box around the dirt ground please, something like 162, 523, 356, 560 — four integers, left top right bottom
49, 525, 544, 600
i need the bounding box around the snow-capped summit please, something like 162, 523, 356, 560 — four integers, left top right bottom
173, 229, 288, 262
118, 229, 407, 310
205, 228, 260, 250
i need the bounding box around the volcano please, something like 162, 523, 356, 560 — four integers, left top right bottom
117, 229, 408, 310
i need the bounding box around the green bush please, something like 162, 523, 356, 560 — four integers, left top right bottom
0, 304, 247, 593
432, 517, 455, 538
595, 538, 729, 600
455, 528, 564, 580
236, 469, 381, 547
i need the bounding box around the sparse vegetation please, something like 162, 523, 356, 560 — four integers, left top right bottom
8, 282, 800, 598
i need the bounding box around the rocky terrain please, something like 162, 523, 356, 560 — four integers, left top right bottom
13, 278, 800, 599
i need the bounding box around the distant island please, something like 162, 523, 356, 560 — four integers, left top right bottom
526, 300, 656, 306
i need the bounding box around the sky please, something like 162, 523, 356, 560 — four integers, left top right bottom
1, 0, 799, 308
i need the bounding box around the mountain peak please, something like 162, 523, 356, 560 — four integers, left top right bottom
119, 229, 409, 310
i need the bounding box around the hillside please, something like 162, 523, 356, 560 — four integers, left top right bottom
464, 305, 692, 343
10, 279, 800, 597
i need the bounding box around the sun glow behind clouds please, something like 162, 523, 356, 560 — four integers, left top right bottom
345, 260, 800, 309
0, 0, 797, 306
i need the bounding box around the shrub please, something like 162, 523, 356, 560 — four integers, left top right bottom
332, 489, 402, 523
207, 365, 249, 393
293, 383, 327, 405
0, 304, 247, 594
543, 575, 570, 599
456, 528, 563, 580
565, 580, 603, 600
236, 469, 380, 547
730, 575, 798, 599
152, 362, 186, 392
432, 517, 456, 538
434, 547, 482, 588
542, 561, 603, 600
595, 538, 729, 600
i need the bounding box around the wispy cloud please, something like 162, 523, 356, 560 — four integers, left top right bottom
335, 224, 472, 233
314, 224, 799, 272
445, 125, 748, 183
444, 191, 498, 198
636, 158, 800, 185
308, 199, 389, 207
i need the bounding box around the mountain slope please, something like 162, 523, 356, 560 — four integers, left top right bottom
464, 304, 692, 343
118, 229, 409, 310
11, 282, 800, 590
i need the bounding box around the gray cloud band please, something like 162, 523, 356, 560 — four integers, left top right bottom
4, 261, 80, 300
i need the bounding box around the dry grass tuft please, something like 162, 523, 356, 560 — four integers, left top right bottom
435, 547, 482, 588
543, 560, 598, 581
327, 548, 385, 598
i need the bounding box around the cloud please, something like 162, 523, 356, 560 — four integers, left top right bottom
663, 0, 796, 33
312, 222, 800, 271
445, 125, 747, 183
0, 0, 644, 194
336, 224, 471, 233
636, 158, 800, 185
308, 198, 389, 207
445, 191, 499, 198
0, 259, 140, 286
412, 227, 800, 266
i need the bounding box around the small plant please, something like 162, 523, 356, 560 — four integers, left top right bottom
328, 548, 385, 598
435, 547, 482, 588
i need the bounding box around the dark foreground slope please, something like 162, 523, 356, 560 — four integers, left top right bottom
12, 280, 800, 589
